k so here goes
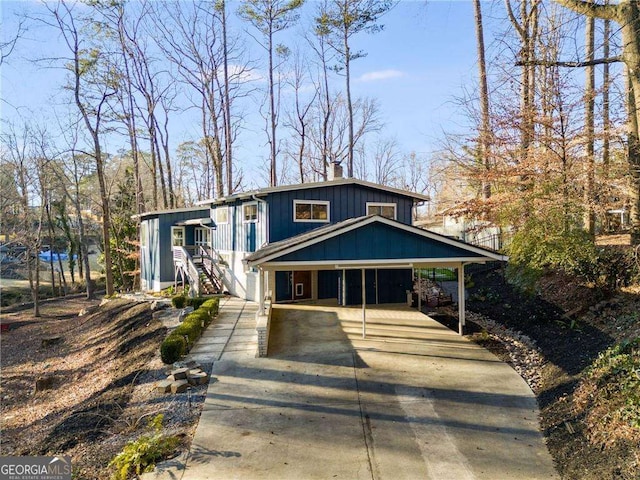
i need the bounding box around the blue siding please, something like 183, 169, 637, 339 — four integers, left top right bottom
141, 208, 209, 286
211, 201, 267, 252
267, 184, 414, 242
276, 222, 484, 263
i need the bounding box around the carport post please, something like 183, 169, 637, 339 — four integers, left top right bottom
258, 267, 265, 315
361, 268, 366, 338
458, 263, 466, 335
417, 268, 422, 311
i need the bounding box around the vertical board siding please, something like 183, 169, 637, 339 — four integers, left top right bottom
267, 184, 414, 242
212, 201, 266, 253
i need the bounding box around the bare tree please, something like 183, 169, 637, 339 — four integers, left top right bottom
239, 0, 304, 187
315, 0, 394, 178
474, 0, 492, 199
46, 0, 116, 296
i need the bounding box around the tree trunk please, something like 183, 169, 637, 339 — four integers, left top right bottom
474, 0, 491, 200
269, 26, 278, 186
344, 26, 354, 178
584, 15, 596, 237
221, 0, 233, 195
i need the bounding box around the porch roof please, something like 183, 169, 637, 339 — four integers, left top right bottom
244, 215, 508, 269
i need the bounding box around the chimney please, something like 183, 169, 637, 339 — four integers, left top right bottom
328, 162, 343, 180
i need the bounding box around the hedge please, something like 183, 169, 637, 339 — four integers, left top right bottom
160, 296, 221, 364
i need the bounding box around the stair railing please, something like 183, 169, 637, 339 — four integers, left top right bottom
173, 246, 201, 297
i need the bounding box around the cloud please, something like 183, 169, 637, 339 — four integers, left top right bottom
358, 69, 405, 82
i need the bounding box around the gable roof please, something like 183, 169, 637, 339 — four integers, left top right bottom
195, 178, 430, 206
245, 215, 508, 267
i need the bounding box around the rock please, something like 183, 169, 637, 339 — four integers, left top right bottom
34, 376, 58, 393
155, 380, 173, 394
166, 374, 176, 382
170, 368, 189, 380
188, 368, 203, 377
41, 336, 63, 348
171, 380, 190, 393
179, 307, 194, 322
185, 360, 201, 370
190, 372, 209, 385
150, 301, 168, 311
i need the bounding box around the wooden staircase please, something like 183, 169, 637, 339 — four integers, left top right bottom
173, 245, 226, 296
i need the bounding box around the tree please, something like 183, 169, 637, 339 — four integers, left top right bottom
239, 0, 304, 187
47, 0, 116, 296
316, 0, 394, 177
474, 0, 492, 200
553, 0, 640, 242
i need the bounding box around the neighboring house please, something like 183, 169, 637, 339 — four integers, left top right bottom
137, 170, 507, 333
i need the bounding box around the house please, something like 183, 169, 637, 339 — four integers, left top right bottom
136, 168, 507, 337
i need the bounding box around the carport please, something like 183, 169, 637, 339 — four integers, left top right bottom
244, 215, 507, 350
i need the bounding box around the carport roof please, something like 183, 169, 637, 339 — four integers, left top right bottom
245, 215, 508, 268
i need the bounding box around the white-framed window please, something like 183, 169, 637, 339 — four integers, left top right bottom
194, 227, 210, 246
243, 202, 258, 223
216, 206, 228, 225
293, 200, 330, 222
171, 226, 185, 247
366, 202, 397, 220
140, 222, 148, 247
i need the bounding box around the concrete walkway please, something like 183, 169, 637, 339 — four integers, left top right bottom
187, 297, 259, 363
181, 303, 558, 480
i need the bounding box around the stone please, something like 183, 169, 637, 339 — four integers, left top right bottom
170, 368, 189, 380
41, 336, 63, 348
190, 372, 209, 385
185, 360, 201, 370
166, 374, 176, 382
188, 368, 203, 377
179, 307, 194, 322
171, 380, 190, 394
34, 376, 58, 393
155, 380, 173, 394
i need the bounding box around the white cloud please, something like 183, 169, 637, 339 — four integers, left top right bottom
358, 69, 405, 82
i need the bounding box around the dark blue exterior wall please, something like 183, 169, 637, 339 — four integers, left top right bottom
140, 208, 209, 287
267, 184, 414, 242
276, 222, 484, 263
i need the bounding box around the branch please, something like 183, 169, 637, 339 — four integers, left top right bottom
517, 55, 623, 68
553, 0, 619, 21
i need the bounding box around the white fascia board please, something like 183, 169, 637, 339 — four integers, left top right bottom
259, 257, 494, 270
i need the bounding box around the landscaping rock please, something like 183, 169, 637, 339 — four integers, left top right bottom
155, 380, 173, 394
179, 307, 194, 322
34, 376, 58, 393
185, 360, 202, 370
41, 336, 63, 348
171, 368, 189, 380
171, 379, 190, 394
190, 372, 209, 385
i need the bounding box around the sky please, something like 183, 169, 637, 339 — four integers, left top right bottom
1, 0, 505, 188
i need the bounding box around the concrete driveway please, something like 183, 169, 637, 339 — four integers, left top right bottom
182, 303, 558, 480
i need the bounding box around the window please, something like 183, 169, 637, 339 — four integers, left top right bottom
294, 200, 330, 222
243, 202, 258, 223
216, 206, 228, 225
194, 227, 210, 246
171, 226, 185, 247
366, 202, 397, 220
140, 223, 148, 247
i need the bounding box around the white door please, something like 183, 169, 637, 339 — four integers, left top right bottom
194, 227, 210, 247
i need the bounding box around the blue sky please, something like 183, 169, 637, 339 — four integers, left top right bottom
1, 0, 501, 186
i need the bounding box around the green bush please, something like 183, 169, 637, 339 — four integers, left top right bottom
171, 295, 186, 309
173, 321, 201, 345
160, 335, 187, 364
109, 414, 180, 480
186, 297, 207, 310
202, 297, 220, 318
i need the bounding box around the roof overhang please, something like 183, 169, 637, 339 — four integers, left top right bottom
174, 217, 213, 226
245, 215, 508, 269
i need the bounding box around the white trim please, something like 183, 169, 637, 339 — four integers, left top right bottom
215, 206, 229, 225
243, 201, 259, 223
259, 258, 492, 270
366, 202, 397, 220
195, 178, 431, 206
170, 226, 185, 247
194, 227, 210, 247
247, 216, 508, 266
293, 199, 330, 223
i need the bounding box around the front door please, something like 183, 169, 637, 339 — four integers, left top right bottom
194, 227, 210, 247
293, 271, 312, 301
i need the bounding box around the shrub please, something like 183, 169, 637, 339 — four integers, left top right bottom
174, 317, 203, 344
574, 338, 640, 449
171, 295, 186, 309
109, 414, 180, 480
160, 335, 187, 364
202, 297, 220, 319
186, 297, 207, 310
